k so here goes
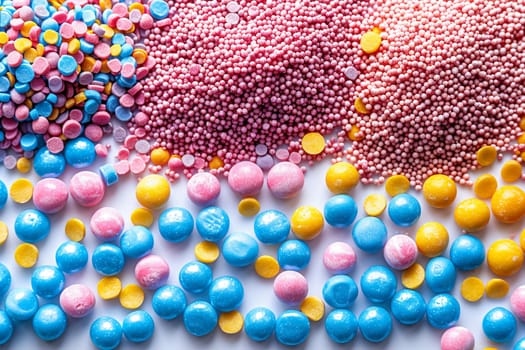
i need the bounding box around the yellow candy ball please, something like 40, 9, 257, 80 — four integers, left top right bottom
422, 174, 457, 208
454, 198, 490, 232
325, 162, 359, 194
150, 148, 171, 166
291, 206, 324, 240
415, 222, 449, 257
520, 229, 525, 252
487, 239, 524, 277
135, 174, 171, 209
490, 185, 525, 224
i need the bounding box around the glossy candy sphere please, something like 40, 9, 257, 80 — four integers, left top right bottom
244, 307, 276, 342
426, 293, 460, 329
425, 257, 456, 293
323, 194, 358, 228
209, 276, 244, 312
32, 304, 67, 341
134, 255, 170, 290
0, 263, 11, 296
450, 235, 485, 270
324, 309, 358, 344
351, 216, 387, 253
290, 206, 324, 240
158, 207, 194, 243
135, 174, 171, 209
179, 261, 212, 294
186, 172, 221, 206
33, 178, 68, 214
277, 239, 311, 271
422, 174, 457, 208
511, 285, 525, 322
92, 244, 125, 276
122, 310, 155, 343
482, 307, 517, 343
90, 207, 125, 241
267, 161, 304, 199
491, 186, 525, 224
358, 306, 392, 343
5, 288, 38, 321
322, 241, 356, 274
90, 316, 122, 350
0, 180, 6, 209
454, 198, 490, 232
196, 206, 230, 242
60, 284, 96, 318
415, 221, 449, 257
275, 310, 310, 346
64, 137, 96, 168
514, 337, 525, 350
14, 209, 50, 243
222, 232, 259, 267
388, 193, 421, 227
253, 210, 290, 244
31, 265, 65, 299
183, 301, 218, 337
120, 226, 154, 258
69, 171, 105, 207
440, 326, 475, 350
383, 234, 418, 270
390, 289, 426, 325
33, 147, 66, 178
227, 161, 264, 196
0, 311, 13, 345
152, 285, 187, 320
487, 239, 524, 277
274, 271, 308, 305
55, 241, 88, 274
360, 265, 397, 303
322, 275, 358, 308
325, 162, 359, 193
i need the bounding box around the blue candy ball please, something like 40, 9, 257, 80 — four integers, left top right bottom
0, 179, 7, 208
322, 275, 358, 308
275, 310, 310, 346
120, 226, 154, 259
0, 263, 11, 296
183, 301, 217, 337
277, 239, 311, 271
253, 210, 290, 244
426, 293, 460, 329
64, 137, 96, 168
33, 147, 66, 178
244, 307, 276, 342
55, 241, 89, 274
483, 307, 517, 343
90, 316, 122, 350
324, 309, 358, 344
0, 311, 13, 345
514, 337, 525, 350
32, 304, 67, 341
358, 306, 392, 343
178, 261, 212, 294
360, 265, 397, 303
351, 216, 387, 253
450, 234, 485, 270
122, 310, 155, 343
222, 232, 259, 267
388, 193, 421, 227
5, 288, 38, 321
31, 265, 65, 299
425, 256, 456, 293
152, 285, 187, 320
158, 207, 194, 243
14, 209, 50, 243
209, 276, 244, 312
92, 243, 125, 276
390, 289, 426, 325
324, 194, 358, 228
196, 206, 230, 242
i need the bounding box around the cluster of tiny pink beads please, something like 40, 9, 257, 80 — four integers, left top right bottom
349, 0, 525, 188
133, 0, 371, 172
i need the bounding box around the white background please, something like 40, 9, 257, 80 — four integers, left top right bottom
0, 146, 524, 350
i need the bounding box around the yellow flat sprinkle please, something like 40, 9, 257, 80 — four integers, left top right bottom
517, 133, 525, 144
14, 37, 32, 53
130, 207, 154, 227
476, 145, 497, 167
347, 125, 364, 141
360, 30, 382, 54
473, 174, 498, 199
500, 159, 522, 183
485, 278, 510, 299
0, 221, 8, 245
42, 30, 59, 45
460, 276, 484, 302
401, 263, 425, 289
354, 97, 369, 114
218, 311, 244, 334
65, 218, 86, 242
385, 174, 410, 197
363, 193, 387, 216
0, 32, 8, 45
16, 158, 31, 173
194, 241, 220, 264
9, 178, 33, 204
300, 296, 325, 321
120, 284, 144, 309
238, 197, 260, 217
254, 255, 280, 279
98, 276, 122, 300
301, 132, 325, 155
14, 243, 39, 268
209, 156, 224, 169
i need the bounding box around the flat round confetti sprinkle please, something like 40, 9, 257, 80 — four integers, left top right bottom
237, 198, 261, 217
9, 178, 33, 204
476, 145, 497, 167
130, 208, 154, 227
485, 278, 510, 299
300, 296, 325, 322
385, 175, 410, 197
460, 277, 484, 302
97, 277, 122, 300
14, 243, 39, 268
301, 132, 326, 155
120, 284, 145, 310
0, 221, 8, 245
401, 263, 425, 290
254, 255, 280, 279
218, 311, 244, 334
65, 218, 86, 242
363, 193, 387, 216
194, 241, 220, 264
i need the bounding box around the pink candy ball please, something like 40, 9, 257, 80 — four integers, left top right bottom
273, 270, 308, 305
383, 234, 418, 270
267, 161, 304, 199
510, 285, 525, 322
69, 171, 105, 207
440, 326, 475, 350
323, 241, 357, 274
59, 284, 96, 318
186, 172, 221, 206
32, 178, 68, 214
227, 161, 264, 196
135, 254, 170, 290
90, 207, 125, 241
